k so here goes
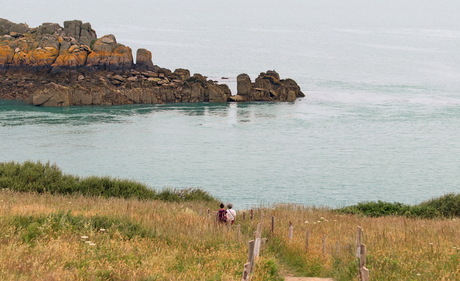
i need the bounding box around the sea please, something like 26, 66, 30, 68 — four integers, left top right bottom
1, 0, 460, 209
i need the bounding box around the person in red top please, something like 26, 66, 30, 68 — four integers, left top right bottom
217, 203, 227, 223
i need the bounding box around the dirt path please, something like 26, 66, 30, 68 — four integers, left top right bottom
284, 277, 334, 281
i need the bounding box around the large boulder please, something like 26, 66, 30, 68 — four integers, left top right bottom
53, 44, 91, 68
135, 48, 154, 70
207, 82, 230, 103
173, 68, 190, 80
64, 20, 96, 46
32, 83, 70, 106
0, 19, 29, 35
86, 34, 133, 70
237, 73, 252, 96
235, 71, 305, 102
36, 22, 62, 36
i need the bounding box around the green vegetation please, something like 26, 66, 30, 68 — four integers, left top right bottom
10, 211, 156, 244
336, 193, 460, 218
0, 161, 216, 202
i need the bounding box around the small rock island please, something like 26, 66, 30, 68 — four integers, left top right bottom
0, 19, 304, 106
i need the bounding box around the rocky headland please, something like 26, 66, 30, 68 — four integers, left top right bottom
0, 19, 304, 106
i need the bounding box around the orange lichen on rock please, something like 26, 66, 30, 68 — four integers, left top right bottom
29, 47, 59, 66
86, 35, 133, 70
53, 45, 91, 67
0, 45, 13, 64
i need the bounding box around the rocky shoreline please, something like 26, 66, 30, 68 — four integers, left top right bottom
0, 19, 304, 106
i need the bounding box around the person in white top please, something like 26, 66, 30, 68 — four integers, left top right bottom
226, 203, 236, 225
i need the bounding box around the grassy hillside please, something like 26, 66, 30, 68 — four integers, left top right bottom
0, 161, 458, 280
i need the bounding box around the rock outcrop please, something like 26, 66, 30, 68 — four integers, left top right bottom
231, 70, 304, 102
0, 19, 305, 106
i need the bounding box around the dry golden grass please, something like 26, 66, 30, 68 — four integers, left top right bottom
0, 190, 254, 281
255, 205, 459, 281
1, 190, 458, 280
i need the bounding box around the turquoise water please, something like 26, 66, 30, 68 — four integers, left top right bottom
2, 0, 460, 208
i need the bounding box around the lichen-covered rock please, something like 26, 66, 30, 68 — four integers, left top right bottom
87, 35, 133, 70
53, 45, 90, 68
0, 19, 305, 106
0, 45, 13, 64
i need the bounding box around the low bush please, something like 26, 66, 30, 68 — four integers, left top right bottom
0, 161, 217, 202
337, 193, 460, 218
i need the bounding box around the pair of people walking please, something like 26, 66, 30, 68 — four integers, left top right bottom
217, 203, 236, 224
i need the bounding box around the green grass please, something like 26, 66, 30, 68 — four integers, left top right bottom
336, 193, 460, 218
0, 161, 217, 202
9, 211, 156, 244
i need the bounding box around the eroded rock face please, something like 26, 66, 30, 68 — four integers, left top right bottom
0, 19, 305, 106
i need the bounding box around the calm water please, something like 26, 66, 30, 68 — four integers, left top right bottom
1, 0, 460, 208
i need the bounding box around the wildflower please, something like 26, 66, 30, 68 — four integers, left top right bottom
99, 228, 106, 232
416, 273, 421, 276
304, 221, 309, 224
89, 243, 96, 246
81, 236, 89, 240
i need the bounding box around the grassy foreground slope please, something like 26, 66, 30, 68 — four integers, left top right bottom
0, 161, 459, 280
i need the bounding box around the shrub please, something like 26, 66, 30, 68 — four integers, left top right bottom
418, 193, 460, 218
0, 161, 217, 202
337, 193, 460, 218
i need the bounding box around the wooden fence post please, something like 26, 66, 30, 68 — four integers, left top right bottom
254, 223, 262, 259
361, 266, 369, 281
288, 221, 293, 241
356, 226, 363, 258
305, 230, 310, 253
243, 212, 246, 221
250, 209, 253, 220
359, 243, 366, 268
247, 240, 255, 273
242, 262, 251, 281
322, 235, 326, 256
271, 216, 275, 235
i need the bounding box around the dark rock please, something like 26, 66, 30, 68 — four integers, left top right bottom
173, 68, 190, 80
237, 73, 252, 96
135, 48, 154, 71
